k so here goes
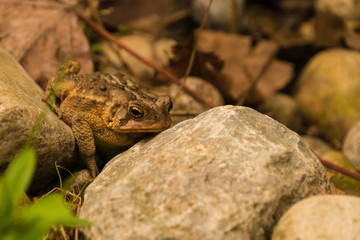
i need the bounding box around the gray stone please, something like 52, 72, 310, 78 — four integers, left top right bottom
0, 48, 76, 192
257, 93, 304, 133
343, 120, 360, 172
272, 195, 360, 240
301, 135, 333, 157
80, 106, 330, 240
169, 76, 224, 125
192, 0, 245, 31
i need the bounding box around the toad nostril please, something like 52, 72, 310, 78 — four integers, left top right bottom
154, 115, 158, 119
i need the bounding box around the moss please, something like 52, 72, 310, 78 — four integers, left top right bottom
295, 48, 360, 142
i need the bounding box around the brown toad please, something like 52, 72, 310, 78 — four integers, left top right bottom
42, 60, 172, 177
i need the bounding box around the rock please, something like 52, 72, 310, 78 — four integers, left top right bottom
315, 0, 360, 48
316, 0, 360, 20
0, 0, 93, 89
0, 48, 76, 193
272, 195, 360, 240
257, 93, 304, 133
343, 120, 360, 172
168, 76, 224, 125
295, 48, 360, 143
301, 135, 333, 157
118, 34, 156, 78
80, 106, 330, 240
192, 0, 245, 31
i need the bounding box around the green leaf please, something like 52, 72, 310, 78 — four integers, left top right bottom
330, 174, 360, 195
4, 195, 91, 240
0, 147, 36, 234
23, 194, 90, 226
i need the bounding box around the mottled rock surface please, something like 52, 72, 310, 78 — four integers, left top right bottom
295, 48, 360, 143
80, 106, 330, 240
272, 195, 360, 240
0, 48, 76, 192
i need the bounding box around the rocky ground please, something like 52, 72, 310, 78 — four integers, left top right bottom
1, 0, 360, 239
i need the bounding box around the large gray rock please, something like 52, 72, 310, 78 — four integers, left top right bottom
0, 48, 76, 192
272, 195, 360, 240
80, 106, 330, 240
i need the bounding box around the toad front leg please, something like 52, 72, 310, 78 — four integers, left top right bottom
71, 118, 99, 178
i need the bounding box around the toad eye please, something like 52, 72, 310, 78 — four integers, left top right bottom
168, 101, 173, 112
129, 105, 144, 119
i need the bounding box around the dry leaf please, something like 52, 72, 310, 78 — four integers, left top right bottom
314, 11, 345, 47
345, 31, 360, 50
246, 60, 294, 103
242, 40, 278, 80
314, 0, 360, 49
99, 33, 177, 84
196, 30, 251, 101
0, 0, 93, 89
196, 30, 293, 103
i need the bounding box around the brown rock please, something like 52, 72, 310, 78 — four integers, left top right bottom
257, 93, 304, 132
168, 76, 224, 125
0, 0, 93, 89
0, 48, 76, 193
295, 48, 360, 143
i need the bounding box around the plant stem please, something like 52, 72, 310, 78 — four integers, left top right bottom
318, 156, 360, 181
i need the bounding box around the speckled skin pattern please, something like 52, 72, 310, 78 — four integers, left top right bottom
42, 60, 172, 177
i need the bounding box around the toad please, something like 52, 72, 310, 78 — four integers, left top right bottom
42, 60, 172, 178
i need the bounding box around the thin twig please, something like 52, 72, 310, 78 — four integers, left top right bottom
76, 13, 216, 108
174, 0, 213, 102
230, 0, 238, 33
318, 156, 360, 181
184, 0, 213, 79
